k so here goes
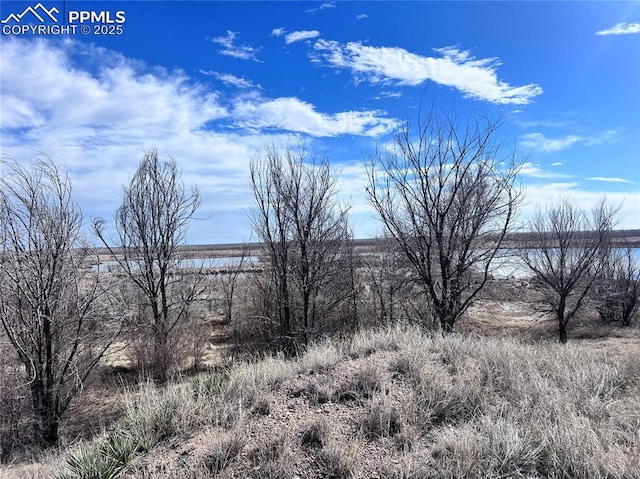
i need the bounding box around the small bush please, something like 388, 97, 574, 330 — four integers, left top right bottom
57, 432, 137, 479
189, 370, 227, 400
250, 434, 288, 465
58, 444, 120, 479
430, 423, 488, 478
251, 398, 271, 417
120, 392, 178, 452
347, 326, 401, 358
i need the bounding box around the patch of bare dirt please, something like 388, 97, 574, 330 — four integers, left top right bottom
123, 349, 428, 478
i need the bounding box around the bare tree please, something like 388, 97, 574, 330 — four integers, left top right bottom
360, 237, 411, 326
250, 145, 354, 347
521, 199, 616, 343
593, 247, 639, 326
94, 148, 202, 383
0, 159, 118, 448
367, 108, 522, 332
218, 243, 250, 324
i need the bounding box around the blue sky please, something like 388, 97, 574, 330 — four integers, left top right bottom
1, 1, 638, 244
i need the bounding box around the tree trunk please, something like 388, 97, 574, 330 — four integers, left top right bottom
279, 275, 291, 337
38, 412, 59, 448
153, 330, 169, 383
557, 299, 568, 344
30, 380, 59, 447
558, 320, 568, 344
440, 317, 454, 333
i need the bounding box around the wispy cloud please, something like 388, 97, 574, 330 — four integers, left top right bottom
285, 30, 321, 44
513, 118, 570, 129
520, 133, 581, 153
586, 176, 634, 184
208, 31, 260, 61
596, 21, 640, 36
306, 2, 335, 14
311, 40, 542, 105
583, 130, 619, 146
373, 91, 402, 100
356, 14, 368, 20
232, 96, 399, 137
271, 27, 285, 37
520, 130, 619, 153
520, 162, 573, 179
199, 71, 260, 89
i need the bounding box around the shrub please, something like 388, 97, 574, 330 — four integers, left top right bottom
56, 432, 137, 479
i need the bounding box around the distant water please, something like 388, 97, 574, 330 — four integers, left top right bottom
91, 255, 258, 272
490, 248, 640, 280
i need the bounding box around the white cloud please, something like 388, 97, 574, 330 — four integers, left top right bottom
340, 163, 640, 238
199, 70, 260, 89
271, 27, 285, 37
520, 183, 640, 230
356, 14, 369, 20
586, 177, 634, 184
520, 133, 581, 152
520, 162, 573, 179
0, 38, 399, 243
520, 131, 619, 153
306, 2, 335, 14
208, 31, 260, 61
285, 30, 321, 44
595, 22, 640, 36
0, 39, 245, 241
311, 40, 542, 105
583, 130, 619, 146
1, 39, 228, 146
231, 96, 399, 137
514, 118, 570, 129
551, 162, 563, 166
373, 91, 402, 100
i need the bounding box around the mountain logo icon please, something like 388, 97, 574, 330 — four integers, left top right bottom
1, 3, 59, 24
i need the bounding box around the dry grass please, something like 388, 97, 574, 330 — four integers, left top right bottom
3, 315, 640, 478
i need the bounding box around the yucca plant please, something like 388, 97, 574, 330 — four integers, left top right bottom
56, 432, 137, 479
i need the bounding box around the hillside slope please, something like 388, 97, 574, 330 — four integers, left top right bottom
34, 325, 640, 479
